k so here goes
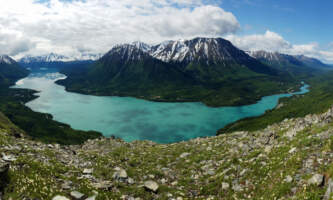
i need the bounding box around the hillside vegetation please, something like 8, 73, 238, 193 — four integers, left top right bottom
2, 106, 333, 199
219, 71, 333, 134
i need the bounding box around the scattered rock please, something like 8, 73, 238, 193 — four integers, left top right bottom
113, 168, 128, 181
222, 182, 230, 190
180, 152, 191, 158
264, 146, 272, 153
2, 154, 16, 162
308, 174, 324, 186
285, 175, 293, 183
288, 147, 297, 154
127, 177, 135, 184
92, 181, 113, 190
171, 181, 178, 186
61, 181, 72, 190
85, 195, 97, 200
83, 168, 93, 174
240, 169, 248, 176
70, 191, 85, 199
144, 180, 159, 192
305, 159, 314, 169
324, 179, 333, 200
232, 183, 243, 192
52, 195, 70, 200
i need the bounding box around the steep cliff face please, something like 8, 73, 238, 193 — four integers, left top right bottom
2, 106, 333, 199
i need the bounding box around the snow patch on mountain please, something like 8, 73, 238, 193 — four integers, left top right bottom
19, 53, 102, 63
105, 44, 150, 63
0, 55, 16, 65
149, 37, 251, 65
131, 41, 151, 53
247, 51, 282, 61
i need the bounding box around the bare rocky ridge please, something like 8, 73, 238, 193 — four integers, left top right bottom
2, 107, 333, 199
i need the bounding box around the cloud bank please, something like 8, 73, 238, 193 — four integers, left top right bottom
0, 0, 332, 63
0, 0, 239, 58
227, 31, 333, 63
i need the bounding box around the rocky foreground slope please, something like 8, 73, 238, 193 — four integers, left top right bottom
2, 107, 333, 199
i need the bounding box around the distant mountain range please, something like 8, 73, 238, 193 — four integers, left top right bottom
248, 50, 329, 69
18, 53, 101, 70
57, 37, 301, 107
0, 55, 29, 87
19, 53, 102, 63
247, 50, 331, 78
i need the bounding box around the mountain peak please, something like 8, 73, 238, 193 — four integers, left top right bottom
104, 44, 151, 63
131, 41, 151, 53
247, 50, 283, 61
150, 37, 251, 65
0, 55, 16, 65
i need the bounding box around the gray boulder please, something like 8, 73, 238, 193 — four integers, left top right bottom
52, 195, 70, 200
70, 191, 85, 199
308, 174, 324, 186
113, 168, 128, 181
144, 180, 159, 192
324, 179, 333, 200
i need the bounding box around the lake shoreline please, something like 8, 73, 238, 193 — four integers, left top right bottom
15, 70, 309, 144
56, 77, 305, 108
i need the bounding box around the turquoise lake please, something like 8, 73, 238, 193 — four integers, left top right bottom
14, 69, 309, 143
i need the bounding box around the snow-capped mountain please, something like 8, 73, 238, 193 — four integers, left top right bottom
108, 38, 256, 66
96, 37, 277, 86
104, 44, 151, 64
247, 51, 303, 66
19, 53, 102, 63
248, 50, 329, 68
150, 37, 252, 65
0, 55, 29, 86
19, 53, 72, 63
247, 51, 282, 61
131, 41, 151, 53
0, 55, 16, 65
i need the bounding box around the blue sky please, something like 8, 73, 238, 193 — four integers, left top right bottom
0, 0, 332, 62
219, 0, 333, 49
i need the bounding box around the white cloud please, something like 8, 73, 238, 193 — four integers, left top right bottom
226, 30, 291, 52
0, 0, 240, 58
0, 26, 36, 56
227, 30, 333, 63
1, 0, 331, 63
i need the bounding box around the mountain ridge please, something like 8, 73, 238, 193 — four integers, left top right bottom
248, 50, 329, 68
57, 37, 299, 107
247, 50, 331, 78
19, 53, 102, 64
